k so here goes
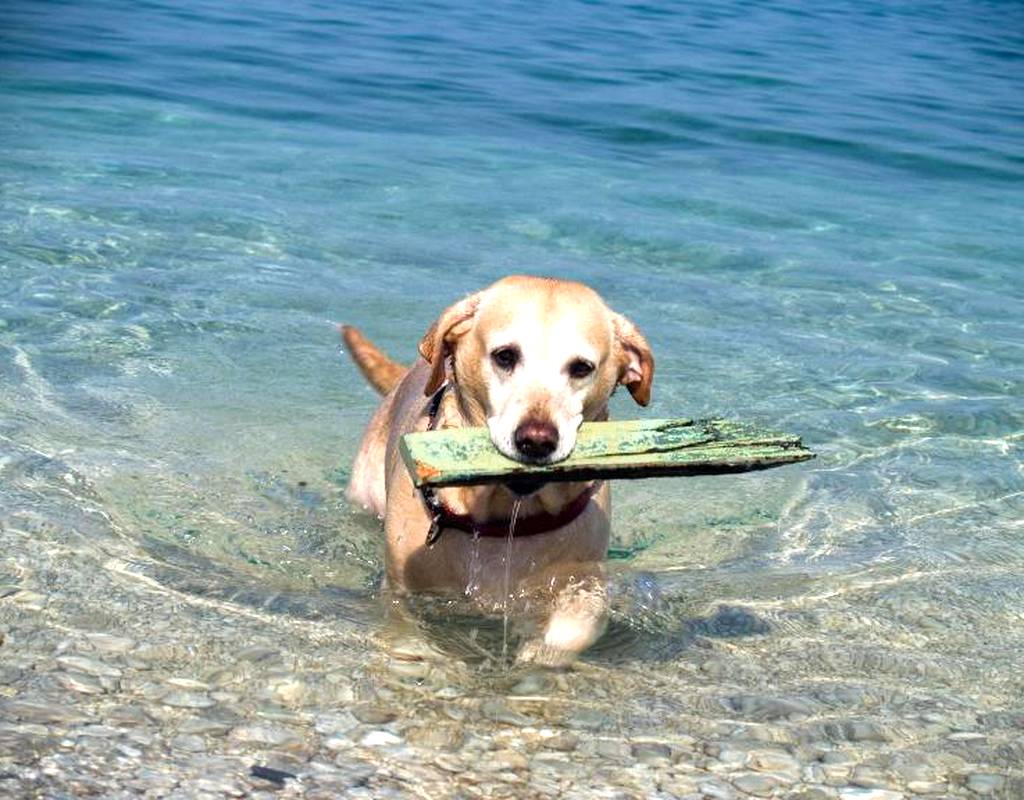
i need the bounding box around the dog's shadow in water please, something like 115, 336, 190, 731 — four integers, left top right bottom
583, 568, 772, 663
590, 599, 772, 665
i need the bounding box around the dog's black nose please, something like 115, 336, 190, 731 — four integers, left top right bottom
514, 419, 559, 460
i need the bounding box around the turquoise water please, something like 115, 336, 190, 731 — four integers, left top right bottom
2, 0, 1023, 794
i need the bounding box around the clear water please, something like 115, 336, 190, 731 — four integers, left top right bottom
2, 0, 1023, 792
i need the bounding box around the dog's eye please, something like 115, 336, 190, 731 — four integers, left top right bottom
568, 359, 595, 380
491, 346, 520, 372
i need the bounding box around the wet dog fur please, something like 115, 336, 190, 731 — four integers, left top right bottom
343, 275, 653, 666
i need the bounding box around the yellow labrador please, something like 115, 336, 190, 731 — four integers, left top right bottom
343, 275, 653, 665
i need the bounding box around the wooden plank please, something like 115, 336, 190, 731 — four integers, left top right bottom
400, 418, 814, 489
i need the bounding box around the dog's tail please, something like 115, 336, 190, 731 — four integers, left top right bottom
340, 325, 408, 396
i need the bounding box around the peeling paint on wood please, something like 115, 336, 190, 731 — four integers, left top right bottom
400, 418, 815, 489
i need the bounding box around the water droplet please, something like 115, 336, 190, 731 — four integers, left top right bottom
502, 498, 523, 662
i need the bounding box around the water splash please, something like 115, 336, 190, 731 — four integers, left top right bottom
464, 529, 482, 597
502, 498, 523, 662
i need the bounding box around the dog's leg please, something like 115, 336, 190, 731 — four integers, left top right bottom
517, 564, 608, 668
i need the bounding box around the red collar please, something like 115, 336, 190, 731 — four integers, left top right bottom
431, 482, 600, 540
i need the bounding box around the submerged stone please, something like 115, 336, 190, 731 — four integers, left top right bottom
55, 671, 105, 695
727, 695, 812, 720
160, 691, 215, 709
360, 730, 403, 747
56, 655, 122, 678
350, 704, 398, 725
965, 773, 1005, 795
630, 740, 673, 764
85, 633, 135, 653
732, 772, 780, 797
230, 723, 305, 750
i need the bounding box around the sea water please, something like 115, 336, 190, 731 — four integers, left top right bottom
1, 0, 1022, 795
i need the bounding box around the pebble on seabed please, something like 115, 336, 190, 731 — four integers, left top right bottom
159, 691, 216, 709
733, 771, 782, 796
843, 790, 912, 800
55, 671, 106, 695
965, 773, 1005, 794
230, 723, 306, 751
84, 633, 135, 653
359, 730, 403, 747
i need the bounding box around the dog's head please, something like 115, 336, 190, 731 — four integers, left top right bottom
419, 276, 654, 466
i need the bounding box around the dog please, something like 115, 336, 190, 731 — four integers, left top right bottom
343, 275, 653, 665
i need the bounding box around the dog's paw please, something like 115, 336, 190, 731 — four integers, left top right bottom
516, 639, 579, 669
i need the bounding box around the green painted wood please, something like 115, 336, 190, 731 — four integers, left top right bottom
400, 418, 814, 488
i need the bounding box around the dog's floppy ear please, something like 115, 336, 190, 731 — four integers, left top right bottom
612, 313, 655, 406
419, 292, 481, 396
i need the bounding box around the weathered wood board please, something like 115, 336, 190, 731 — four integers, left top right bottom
400, 418, 814, 489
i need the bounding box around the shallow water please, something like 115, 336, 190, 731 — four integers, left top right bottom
2, 0, 1023, 796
